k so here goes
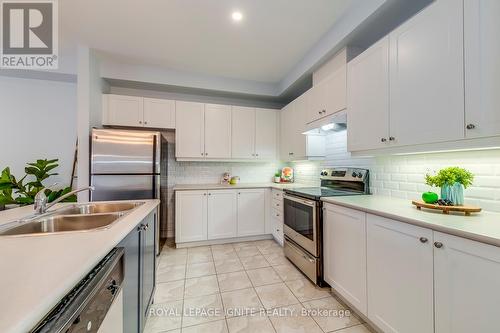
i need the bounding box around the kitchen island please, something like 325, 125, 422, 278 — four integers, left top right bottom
0, 199, 160, 333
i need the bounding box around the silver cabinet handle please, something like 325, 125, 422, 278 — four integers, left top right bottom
303, 255, 315, 263
434, 242, 443, 248
419, 237, 428, 243
389, 136, 395, 141
466, 124, 476, 130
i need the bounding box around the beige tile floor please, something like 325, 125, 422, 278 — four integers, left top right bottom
145, 239, 375, 333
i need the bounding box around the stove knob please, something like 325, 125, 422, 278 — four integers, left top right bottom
357, 173, 363, 178
352, 172, 357, 178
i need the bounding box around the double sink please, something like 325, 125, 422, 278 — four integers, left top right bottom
0, 202, 144, 236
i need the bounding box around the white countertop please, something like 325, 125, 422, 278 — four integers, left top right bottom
322, 195, 500, 247
0, 199, 160, 333
173, 182, 312, 191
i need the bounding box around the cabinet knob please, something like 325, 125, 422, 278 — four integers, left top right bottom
139, 121, 142, 124
208, 193, 211, 196
203, 193, 207, 196
434, 242, 443, 248
466, 124, 476, 130
419, 237, 428, 243
389, 136, 395, 141
144, 121, 148, 125
318, 111, 322, 114
381, 138, 387, 142
255, 153, 259, 157
205, 153, 208, 156
322, 109, 326, 114
201, 153, 204, 156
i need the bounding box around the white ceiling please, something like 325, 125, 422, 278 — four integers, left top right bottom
60, 0, 354, 83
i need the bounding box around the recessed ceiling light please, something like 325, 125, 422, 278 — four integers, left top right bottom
231, 11, 243, 22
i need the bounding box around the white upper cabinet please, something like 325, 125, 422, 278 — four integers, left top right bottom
347, 36, 390, 151
237, 189, 266, 236
367, 214, 434, 333
433, 231, 500, 333
279, 103, 294, 161
175, 101, 205, 158
307, 49, 348, 124
389, 0, 464, 146
290, 93, 308, 159
323, 204, 367, 315
103, 94, 144, 127
255, 109, 277, 160
143, 98, 175, 129
207, 190, 237, 240
464, 0, 500, 138
204, 104, 232, 159
103, 94, 175, 129
231, 106, 256, 159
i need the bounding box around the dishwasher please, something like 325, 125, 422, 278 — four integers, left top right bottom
31, 248, 125, 333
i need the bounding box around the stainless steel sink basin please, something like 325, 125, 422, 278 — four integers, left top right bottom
57, 202, 144, 215
0, 201, 144, 236
0, 213, 123, 236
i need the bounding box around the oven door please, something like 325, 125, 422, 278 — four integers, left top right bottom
283, 194, 318, 256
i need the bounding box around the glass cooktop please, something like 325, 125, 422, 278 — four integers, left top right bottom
284, 187, 365, 200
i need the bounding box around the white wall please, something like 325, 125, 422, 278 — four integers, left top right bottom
292, 129, 500, 212
0, 76, 77, 187
76, 47, 107, 200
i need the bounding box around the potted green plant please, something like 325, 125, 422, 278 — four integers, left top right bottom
274, 171, 281, 183
0, 159, 76, 209
425, 167, 474, 206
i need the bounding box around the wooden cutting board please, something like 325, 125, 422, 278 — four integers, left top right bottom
412, 200, 482, 216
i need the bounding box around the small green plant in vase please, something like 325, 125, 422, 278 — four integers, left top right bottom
425, 167, 474, 206
274, 171, 281, 183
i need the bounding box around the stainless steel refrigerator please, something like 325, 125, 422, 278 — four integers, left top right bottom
90, 128, 167, 255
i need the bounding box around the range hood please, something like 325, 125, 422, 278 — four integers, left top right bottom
304, 110, 347, 134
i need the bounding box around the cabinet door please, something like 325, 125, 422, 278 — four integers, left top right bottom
389, 0, 464, 146
324, 65, 347, 117
175, 190, 207, 242
347, 36, 390, 151
237, 189, 266, 236
279, 103, 293, 161
140, 212, 156, 330
231, 106, 256, 158
366, 214, 434, 333
323, 204, 367, 315
143, 98, 175, 129
117, 227, 140, 333
175, 101, 205, 158
207, 190, 237, 239
464, 0, 500, 138
255, 108, 277, 160
307, 82, 326, 123
106, 95, 144, 127
204, 104, 232, 158
434, 232, 500, 333
290, 93, 307, 159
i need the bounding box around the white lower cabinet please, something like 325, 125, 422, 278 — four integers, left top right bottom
237, 189, 266, 236
175, 190, 208, 243
366, 214, 434, 333
434, 232, 500, 333
176, 189, 267, 244
323, 204, 367, 315
207, 190, 237, 240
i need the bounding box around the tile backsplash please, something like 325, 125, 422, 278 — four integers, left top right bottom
292, 130, 500, 213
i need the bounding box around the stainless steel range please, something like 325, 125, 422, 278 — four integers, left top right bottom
283, 168, 370, 286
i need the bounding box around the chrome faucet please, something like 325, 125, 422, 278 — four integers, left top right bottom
34, 185, 95, 214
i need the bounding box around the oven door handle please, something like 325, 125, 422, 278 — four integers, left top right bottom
283, 194, 317, 208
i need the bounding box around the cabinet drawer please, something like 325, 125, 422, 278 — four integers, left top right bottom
272, 198, 283, 212
271, 208, 283, 221
271, 189, 283, 200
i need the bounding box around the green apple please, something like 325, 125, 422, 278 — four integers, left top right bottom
422, 192, 438, 204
